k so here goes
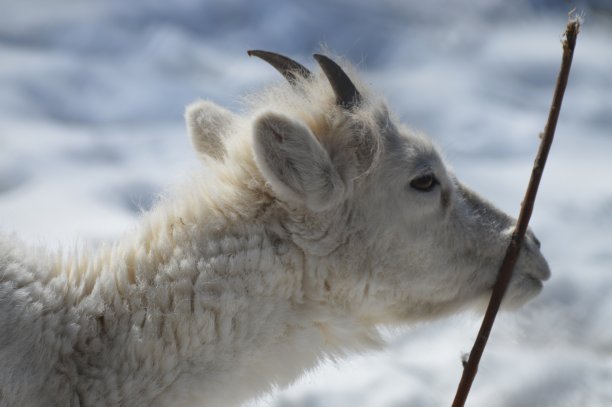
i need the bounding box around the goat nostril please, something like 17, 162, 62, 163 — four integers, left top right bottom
533, 236, 541, 249
525, 229, 542, 249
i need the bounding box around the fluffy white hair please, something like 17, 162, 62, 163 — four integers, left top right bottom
0, 51, 549, 407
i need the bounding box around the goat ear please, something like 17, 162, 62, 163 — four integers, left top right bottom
185, 100, 235, 161
253, 112, 346, 211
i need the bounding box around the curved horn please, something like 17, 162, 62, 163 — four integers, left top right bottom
313, 54, 361, 109
247, 50, 312, 84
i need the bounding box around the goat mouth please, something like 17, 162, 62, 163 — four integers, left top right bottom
526, 274, 545, 289
529, 260, 551, 281
491, 273, 544, 297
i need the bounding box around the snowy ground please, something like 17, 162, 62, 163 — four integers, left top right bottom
1, 1, 611, 406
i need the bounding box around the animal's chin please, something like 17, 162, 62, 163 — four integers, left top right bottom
392, 297, 489, 323
500, 274, 544, 310
460, 274, 544, 315
386, 275, 545, 324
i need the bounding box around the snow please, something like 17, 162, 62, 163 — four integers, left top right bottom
1, 1, 611, 405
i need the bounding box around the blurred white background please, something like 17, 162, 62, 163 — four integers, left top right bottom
1, 1, 611, 405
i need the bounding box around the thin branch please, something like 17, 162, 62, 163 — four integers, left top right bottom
451, 16, 580, 407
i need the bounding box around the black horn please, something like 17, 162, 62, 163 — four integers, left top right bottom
247, 50, 312, 84
313, 54, 361, 109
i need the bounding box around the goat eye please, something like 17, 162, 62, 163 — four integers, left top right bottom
409, 174, 438, 192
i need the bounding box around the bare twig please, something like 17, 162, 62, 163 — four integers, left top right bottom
451, 16, 580, 407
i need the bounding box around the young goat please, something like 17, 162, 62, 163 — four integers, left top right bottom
0, 51, 550, 406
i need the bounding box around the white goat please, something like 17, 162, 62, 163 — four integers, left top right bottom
0, 51, 550, 407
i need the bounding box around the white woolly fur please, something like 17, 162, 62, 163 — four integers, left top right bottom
0, 53, 550, 406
